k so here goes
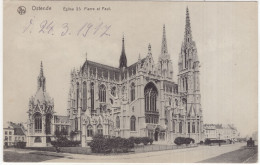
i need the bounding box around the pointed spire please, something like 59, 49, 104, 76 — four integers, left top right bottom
185, 7, 192, 43
119, 35, 127, 68
38, 61, 46, 91
161, 24, 168, 55
40, 61, 44, 77
147, 43, 152, 56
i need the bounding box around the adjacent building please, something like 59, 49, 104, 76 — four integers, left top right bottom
204, 124, 240, 141
3, 122, 26, 146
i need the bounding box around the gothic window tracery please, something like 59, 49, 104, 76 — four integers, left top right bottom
99, 84, 106, 102
144, 82, 158, 124
76, 83, 79, 110
87, 125, 93, 137
83, 81, 87, 111
130, 83, 135, 101
130, 116, 136, 131
90, 82, 94, 112
192, 122, 195, 133
34, 113, 42, 133
97, 124, 103, 135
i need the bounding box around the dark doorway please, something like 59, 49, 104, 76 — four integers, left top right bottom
154, 128, 160, 141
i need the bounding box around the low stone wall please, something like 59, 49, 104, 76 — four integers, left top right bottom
26, 144, 198, 155
133, 143, 198, 153
25, 147, 92, 155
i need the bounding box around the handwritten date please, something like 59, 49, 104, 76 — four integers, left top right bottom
22, 18, 111, 38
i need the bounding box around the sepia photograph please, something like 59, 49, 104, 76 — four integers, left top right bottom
2, 0, 258, 163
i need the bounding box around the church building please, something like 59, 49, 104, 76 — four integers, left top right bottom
27, 8, 203, 147
67, 8, 203, 146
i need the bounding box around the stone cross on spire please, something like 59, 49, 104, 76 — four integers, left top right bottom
161, 24, 168, 55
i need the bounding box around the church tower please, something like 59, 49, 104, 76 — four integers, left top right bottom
178, 8, 203, 138
119, 36, 127, 69
158, 25, 173, 79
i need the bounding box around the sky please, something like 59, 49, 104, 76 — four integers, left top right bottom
3, 1, 258, 137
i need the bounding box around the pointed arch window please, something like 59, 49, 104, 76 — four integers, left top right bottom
45, 114, 52, 134
97, 124, 103, 135
75, 118, 78, 131
131, 83, 135, 101
144, 82, 158, 124
83, 81, 87, 111
172, 120, 175, 133
116, 116, 120, 129
111, 86, 116, 97
188, 122, 190, 133
76, 82, 79, 110
99, 84, 106, 102
34, 113, 42, 133
87, 125, 93, 137
130, 116, 136, 131
90, 82, 94, 112
192, 122, 195, 133
179, 122, 182, 133
182, 98, 187, 112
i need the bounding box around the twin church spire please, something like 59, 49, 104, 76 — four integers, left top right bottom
119, 7, 196, 74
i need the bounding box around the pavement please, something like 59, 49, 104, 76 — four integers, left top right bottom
4, 142, 254, 163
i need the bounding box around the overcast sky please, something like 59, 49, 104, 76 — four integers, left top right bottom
4, 1, 257, 137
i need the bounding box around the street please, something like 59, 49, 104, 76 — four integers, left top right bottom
4, 143, 257, 163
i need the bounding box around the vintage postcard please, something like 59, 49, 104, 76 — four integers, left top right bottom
3, 0, 258, 163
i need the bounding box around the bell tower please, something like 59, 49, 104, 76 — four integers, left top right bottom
178, 7, 202, 118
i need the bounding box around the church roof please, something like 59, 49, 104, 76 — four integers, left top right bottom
33, 89, 53, 105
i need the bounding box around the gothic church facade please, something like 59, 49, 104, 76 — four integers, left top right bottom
67, 8, 203, 146
27, 8, 203, 147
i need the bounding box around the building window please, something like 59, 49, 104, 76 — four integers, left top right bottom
111, 86, 116, 97
75, 118, 78, 131
130, 83, 135, 101
5, 131, 7, 135
188, 122, 190, 133
45, 114, 52, 134
5, 136, 8, 141
76, 82, 79, 110
197, 122, 200, 133
130, 116, 136, 131
145, 82, 158, 124
90, 82, 95, 112
179, 122, 182, 133
87, 125, 93, 137
182, 98, 187, 112
9, 136, 12, 141
172, 121, 175, 133
116, 116, 120, 129
99, 84, 106, 102
175, 99, 178, 106
192, 122, 195, 133
83, 81, 87, 111
185, 77, 188, 91
97, 124, 103, 135
34, 113, 42, 133
9, 131, 12, 135
169, 97, 171, 106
